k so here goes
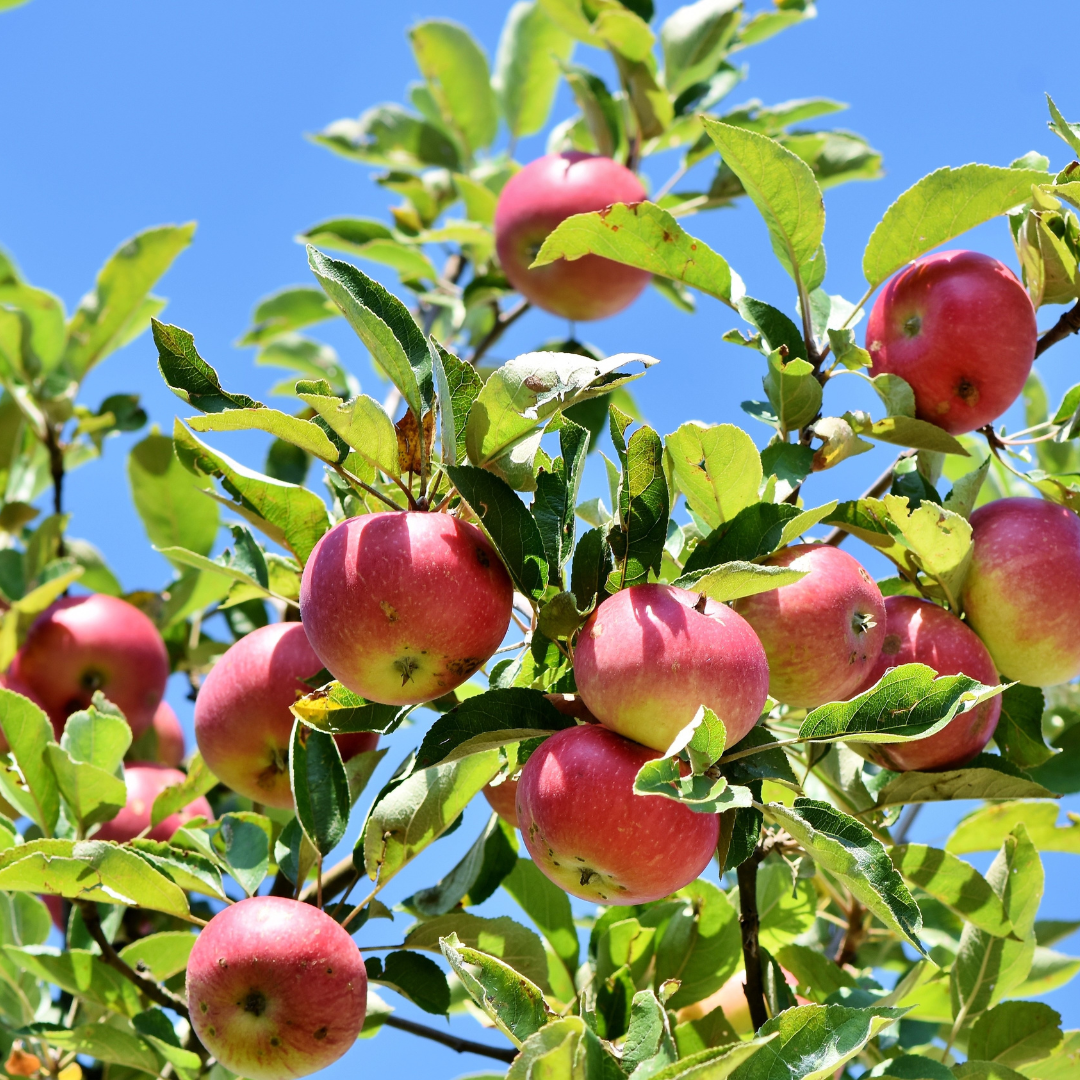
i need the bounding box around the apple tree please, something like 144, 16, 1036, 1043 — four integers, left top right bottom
0, 3, 1079, 1080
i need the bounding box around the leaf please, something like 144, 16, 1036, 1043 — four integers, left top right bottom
130, 838, 228, 901
290, 724, 350, 857
622, 989, 677, 1076
75, 841, 193, 916
215, 812, 271, 897
440, 932, 551, 1046
502, 857, 578, 975
944, 456, 991, 519
635, 758, 752, 813
256, 333, 357, 398
764, 799, 925, 954
0, 687, 60, 834
534, 201, 742, 308
1046, 94, 1080, 157
847, 412, 970, 457
363, 752, 501, 886
607, 422, 668, 591
446, 464, 549, 599
405, 912, 550, 990
890, 844, 1012, 937
665, 423, 761, 531
648, 1037, 776, 1080
63, 703, 131, 774
410, 20, 498, 156
298, 222, 438, 283
967, 1001, 1062, 1068
494, 2, 574, 139
739, 296, 807, 360
24, 1022, 160, 1073
154, 320, 260, 413
64, 224, 194, 378
560, 62, 624, 159
995, 684, 1056, 770
307, 247, 430, 424
862, 165, 1051, 288
506, 1016, 586, 1080
1014, 946, 1080, 998
763, 351, 823, 435
827, 327, 873, 371
773, 943, 857, 1003
312, 104, 461, 172
431, 339, 481, 467
947, 801, 1080, 856
661, 0, 740, 97
117, 931, 197, 981
173, 420, 330, 564
674, 560, 809, 603
701, 118, 825, 289
874, 762, 1054, 807
367, 950, 451, 1015
46, 744, 127, 831
239, 286, 339, 345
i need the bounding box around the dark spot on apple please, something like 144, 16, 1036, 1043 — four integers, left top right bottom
326, 967, 333, 975
270, 1037, 281, 1048
579, 868, 598, 887
882, 633, 902, 655
446, 657, 480, 677
313, 1028, 328, 1041
243, 990, 268, 1017
957, 377, 979, 405
200, 1001, 209, 1013
217, 958, 228, 969
902, 314, 922, 337
79, 669, 105, 692
207, 1026, 216, 1037
379, 600, 398, 622
693, 593, 708, 614
475, 546, 490, 568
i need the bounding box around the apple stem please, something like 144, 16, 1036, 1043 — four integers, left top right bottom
333, 464, 409, 513
381, 1015, 515, 1063
470, 299, 530, 368
736, 850, 769, 1032
1034, 297, 1080, 357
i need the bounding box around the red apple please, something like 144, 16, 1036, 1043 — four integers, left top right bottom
573, 584, 769, 752
494, 152, 650, 321
195, 623, 378, 809
865, 250, 1036, 435
853, 596, 1001, 771
734, 545, 886, 709
962, 497, 1080, 686
186, 896, 367, 1080
516, 724, 719, 904
41, 894, 65, 932
11, 594, 168, 739
93, 763, 212, 843
151, 701, 186, 767
300, 512, 513, 706
0, 671, 48, 753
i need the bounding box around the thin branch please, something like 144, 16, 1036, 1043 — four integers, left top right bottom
333, 464, 408, 513
655, 163, 688, 202
76, 901, 190, 1020
43, 425, 66, 555
469, 300, 530, 367
1034, 298, 1080, 358
299, 854, 355, 906
382, 1015, 516, 1064
736, 851, 769, 1032
892, 803, 922, 845
835, 898, 866, 967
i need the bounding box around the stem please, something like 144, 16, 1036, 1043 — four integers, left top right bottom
389, 472, 419, 511
736, 853, 769, 1032
333, 464, 408, 513
381, 1015, 515, 1064
1034, 298, 1080, 357
655, 163, 688, 202
892, 803, 922, 844
835, 898, 865, 967
75, 901, 190, 1020
299, 854, 355, 906
821, 451, 914, 546
44, 424, 66, 555
469, 300, 530, 367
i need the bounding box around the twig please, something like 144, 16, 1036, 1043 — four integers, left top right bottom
76, 901, 190, 1020
821, 451, 915, 546
736, 850, 769, 1032
333, 464, 407, 513
43, 424, 66, 555
381, 1015, 516, 1063
655, 163, 688, 202
1034, 298, 1080, 358
299, 855, 355, 906
469, 300, 530, 367
835, 898, 866, 967
892, 803, 922, 844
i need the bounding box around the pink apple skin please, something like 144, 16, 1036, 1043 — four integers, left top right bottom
42, 893, 65, 932
866, 250, 1036, 435
0, 671, 48, 753
186, 896, 367, 1080
93, 763, 213, 843
12, 594, 169, 739
854, 596, 1001, 771
735, 545, 886, 709
151, 701, 185, 767
494, 152, 651, 321
574, 584, 770, 752
195, 623, 379, 809
516, 724, 720, 904
300, 512, 513, 706
961, 497, 1080, 686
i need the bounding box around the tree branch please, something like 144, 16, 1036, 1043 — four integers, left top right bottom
76, 901, 190, 1020
835, 898, 866, 968
469, 299, 530, 367
382, 1015, 516, 1063
736, 850, 769, 1032
1035, 298, 1080, 358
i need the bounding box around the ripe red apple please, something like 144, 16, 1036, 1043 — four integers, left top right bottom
853, 596, 1001, 771
94, 763, 213, 843
11, 594, 168, 739
195, 622, 379, 809
516, 724, 719, 904
494, 151, 650, 321
0, 671, 48, 753
300, 511, 513, 707
734, 545, 886, 709
151, 701, 185, 767
573, 584, 769, 752
186, 896, 367, 1080
961, 497, 1080, 686
865, 250, 1036, 435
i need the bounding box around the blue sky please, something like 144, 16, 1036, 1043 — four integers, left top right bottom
2, 0, 1079, 1072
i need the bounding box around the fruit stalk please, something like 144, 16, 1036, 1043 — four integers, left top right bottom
469, 298, 530, 367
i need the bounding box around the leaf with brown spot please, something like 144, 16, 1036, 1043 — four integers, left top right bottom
396, 409, 435, 473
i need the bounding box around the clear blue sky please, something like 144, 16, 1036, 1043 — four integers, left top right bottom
2, 0, 1079, 1072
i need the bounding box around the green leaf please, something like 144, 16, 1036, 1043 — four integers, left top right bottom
1014, 946, 1080, 998
363, 751, 501, 886
290, 723, 350, 857
506, 1016, 586, 1080
410, 20, 497, 156
827, 327, 873, 371
307, 247, 430, 424
846, 412, 970, 457
534, 202, 742, 308
947, 801, 1080, 856
431, 339, 482, 468
622, 989, 677, 1076
405, 912, 550, 990
46, 744, 126, 831
63, 702, 131, 774
77, 840, 193, 916
665, 423, 761, 531
1046, 94, 1080, 157
995, 684, 1056, 770
683, 502, 802, 574
494, 2, 574, 139
635, 758, 752, 812
764, 799, 925, 954
312, 104, 461, 172
967, 1001, 1062, 1068
257, 333, 358, 398
862, 165, 1051, 288
117, 931, 197, 981
130, 838, 228, 901
238, 286, 338, 346
944, 456, 990, 519
440, 931, 551, 1046
773, 943, 857, 1003
215, 812, 271, 897
296, 387, 398, 477
873, 761, 1054, 807
560, 62, 624, 159
756, 859, 817, 954
367, 950, 451, 1015
763, 351, 823, 435
64, 224, 194, 378
702, 118, 825, 289
173, 420, 330, 564
607, 422, 668, 591
502, 857, 578, 975
154, 320, 260, 413
661, 0, 740, 96
674, 559, 809, 603
446, 464, 549, 599
739, 296, 807, 360
297, 219, 438, 282
291, 681, 411, 736
649, 1037, 776, 1080
10, 946, 142, 1015
0, 687, 60, 834
24, 1022, 161, 1073
890, 844, 1012, 937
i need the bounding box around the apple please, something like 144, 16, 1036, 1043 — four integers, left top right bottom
186, 896, 367, 1080
516, 724, 719, 904
962, 496, 1080, 686
494, 151, 651, 321
854, 596, 1001, 771
11, 594, 169, 739
195, 622, 379, 809
151, 701, 185, 767
677, 969, 806, 1035
300, 511, 513, 706
734, 545, 886, 709
573, 584, 770, 752
865, 250, 1036, 435
94, 763, 213, 843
